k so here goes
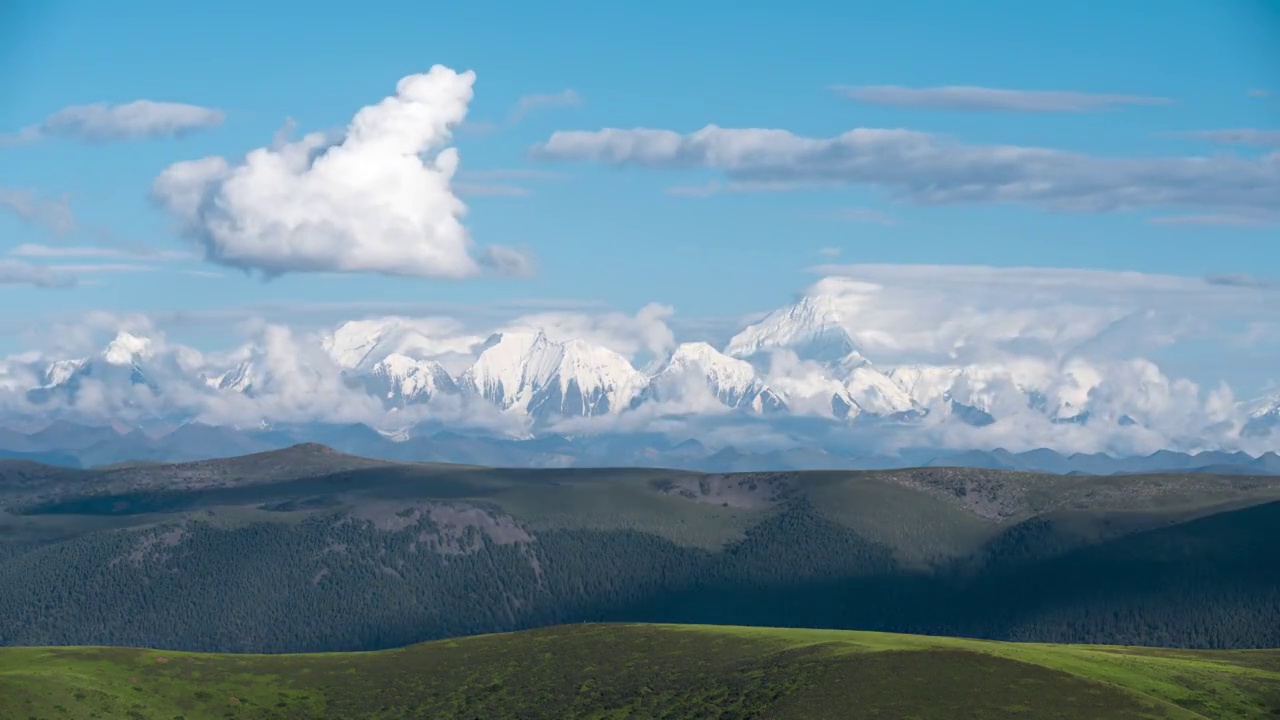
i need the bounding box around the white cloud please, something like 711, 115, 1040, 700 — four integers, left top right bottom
1175, 129, 1280, 147
322, 316, 483, 372
1148, 212, 1280, 227
10, 244, 121, 259
0, 189, 76, 235
511, 89, 582, 122
0, 260, 74, 288
54, 263, 160, 274
798, 264, 1280, 364
500, 303, 676, 363
832, 85, 1172, 112
478, 244, 537, 277
3, 100, 224, 144
666, 180, 808, 196
9, 243, 193, 260
153, 65, 528, 279
532, 125, 1280, 215
1248, 89, 1271, 98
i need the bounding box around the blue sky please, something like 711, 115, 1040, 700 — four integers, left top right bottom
1, 0, 1278, 388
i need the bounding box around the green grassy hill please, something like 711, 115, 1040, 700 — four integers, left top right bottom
2, 624, 1277, 720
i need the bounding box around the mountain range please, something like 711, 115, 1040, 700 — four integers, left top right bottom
2, 281, 1278, 464
1, 418, 1279, 475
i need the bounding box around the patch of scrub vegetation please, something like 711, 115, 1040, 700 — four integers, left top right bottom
1, 624, 1275, 719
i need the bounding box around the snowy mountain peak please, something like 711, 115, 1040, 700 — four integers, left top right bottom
363, 353, 457, 406
1249, 391, 1280, 419
323, 317, 474, 373
649, 342, 785, 413
323, 319, 393, 370
210, 359, 257, 395
844, 363, 917, 416
726, 286, 864, 362
43, 358, 87, 388
460, 331, 644, 419
1243, 392, 1280, 438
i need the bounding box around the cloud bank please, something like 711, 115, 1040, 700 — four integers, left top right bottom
832, 85, 1172, 112
532, 125, 1280, 215
3, 101, 224, 144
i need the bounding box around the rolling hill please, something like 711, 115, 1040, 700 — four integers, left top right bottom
2, 624, 1277, 719
0, 445, 1278, 653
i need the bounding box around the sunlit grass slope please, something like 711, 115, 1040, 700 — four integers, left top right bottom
2, 623, 1276, 719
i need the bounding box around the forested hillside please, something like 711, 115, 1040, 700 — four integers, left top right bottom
1, 446, 1277, 653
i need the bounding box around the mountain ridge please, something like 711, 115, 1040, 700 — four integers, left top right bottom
1, 447, 1278, 655
3, 421, 1280, 474
6, 280, 1277, 458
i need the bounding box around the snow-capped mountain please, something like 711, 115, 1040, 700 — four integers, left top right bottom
207, 359, 257, 395
323, 318, 478, 373
361, 353, 458, 407
726, 280, 864, 363
1244, 393, 1280, 438
458, 332, 646, 420
7, 298, 1280, 455
28, 332, 159, 404
724, 282, 918, 419
640, 342, 786, 413
839, 356, 918, 417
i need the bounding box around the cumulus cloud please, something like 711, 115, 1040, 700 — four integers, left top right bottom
832, 85, 1171, 112
3, 101, 224, 144
152, 66, 528, 279
532, 125, 1280, 215
0, 189, 76, 235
